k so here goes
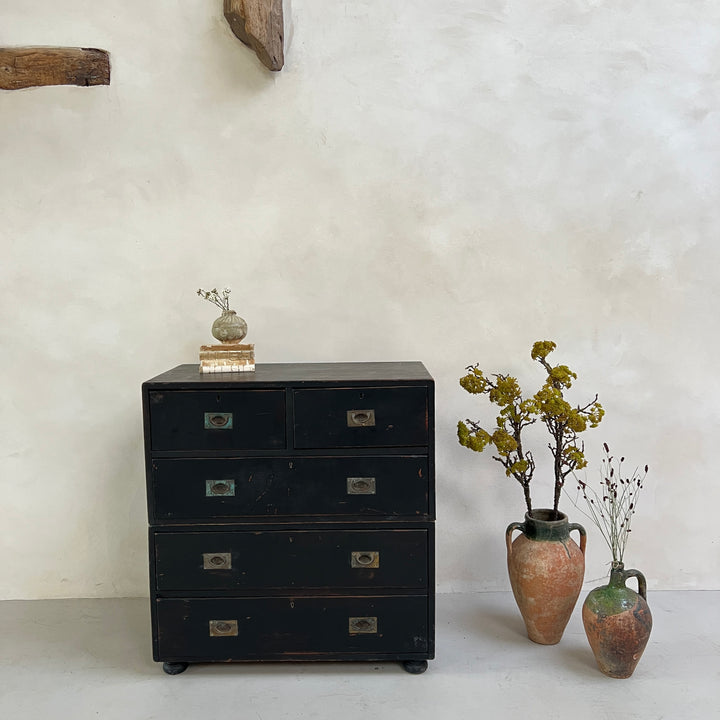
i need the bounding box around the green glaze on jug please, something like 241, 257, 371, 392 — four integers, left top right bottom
582, 562, 652, 678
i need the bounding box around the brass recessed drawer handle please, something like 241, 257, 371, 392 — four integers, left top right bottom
206, 479, 236, 497
351, 551, 380, 568
348, 616, 377, 634
347, 477, 376, 495
203, 552, 232, 570
204, 412, 233, 429
209, 620, 238, 637
347, 409, 375, 427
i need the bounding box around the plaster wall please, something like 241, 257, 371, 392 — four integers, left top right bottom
1, 0, 718, 598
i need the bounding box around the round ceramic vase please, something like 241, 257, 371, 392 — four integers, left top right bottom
211, 310, 247, 344
506, 509, 586, 645
582, 562, 652, 678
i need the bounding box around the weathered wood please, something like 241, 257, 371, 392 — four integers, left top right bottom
223, 0, 284, 71
142, 362, 436, 672
151, 456, 429, 522
0, 47, 110, 90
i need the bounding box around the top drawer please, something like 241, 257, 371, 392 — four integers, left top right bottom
293, 386, 428, 449
147, 390, 286, 452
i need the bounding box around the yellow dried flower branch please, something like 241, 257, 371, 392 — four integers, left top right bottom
458, 340, 604, 517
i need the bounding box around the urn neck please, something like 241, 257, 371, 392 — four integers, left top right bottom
523, 509, 570, 541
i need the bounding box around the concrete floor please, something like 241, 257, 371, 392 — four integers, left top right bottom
0, 592, 717, 720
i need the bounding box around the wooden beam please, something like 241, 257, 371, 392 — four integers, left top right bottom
0, 47, 110, 90
224, 0, 284, 72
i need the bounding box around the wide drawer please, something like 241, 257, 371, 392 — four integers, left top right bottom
293, 387, 428, 448
150, 456, 430, 521
155, 595, 429, 661
147, 390, 286, 451
154, 529, 428, 591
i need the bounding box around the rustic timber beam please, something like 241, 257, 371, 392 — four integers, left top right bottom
0, 47, 110, 91
223, 0, 284, 71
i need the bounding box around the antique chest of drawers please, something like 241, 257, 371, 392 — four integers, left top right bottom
142, 362, 435, 674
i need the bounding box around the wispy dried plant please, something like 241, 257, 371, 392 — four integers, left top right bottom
573, 443, 648, 564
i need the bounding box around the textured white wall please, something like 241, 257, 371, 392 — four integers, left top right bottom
1, 0, 718, 598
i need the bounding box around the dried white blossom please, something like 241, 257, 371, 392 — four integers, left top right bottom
197, 287, 232, 312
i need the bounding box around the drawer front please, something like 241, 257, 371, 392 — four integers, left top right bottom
151, 456, 429, 521
293, 387, 428, 448
154, 529, 428, 591
156, 595, 429, 660
148, 390, 285, 451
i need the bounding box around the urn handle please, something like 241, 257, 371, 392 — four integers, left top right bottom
568, 522, 587, 555
623, 568, 648, 600
505, 521, 525, 557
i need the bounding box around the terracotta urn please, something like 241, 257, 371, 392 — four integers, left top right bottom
582, 562, 652, 678
506, 509, 586, 644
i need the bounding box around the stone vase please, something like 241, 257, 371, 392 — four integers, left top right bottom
211, 310, 247, 344
506, 509, 586, 645
582, 562, 652, 678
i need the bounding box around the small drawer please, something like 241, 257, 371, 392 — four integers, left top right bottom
293, 387, 428, 448
153, 529, 428, 591
150, 456, 430, 522
155, 595, 429, 661
147, 390, 285, 451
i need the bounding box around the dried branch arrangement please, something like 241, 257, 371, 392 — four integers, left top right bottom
458, 341, 604, 517
575, 443, 648, 564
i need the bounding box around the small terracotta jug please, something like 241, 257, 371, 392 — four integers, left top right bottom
506, 509, 586, 645
582, 562, 652, 678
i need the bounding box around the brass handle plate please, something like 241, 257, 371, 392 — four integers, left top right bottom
351, 551, 380, 568
205, 479, 236, 497
209, 619, 238, 637
348, 616, 378, 634
346, 409, 375, 427
203, 552, 232, 570
346, 477, 376, 495
204, 412, 233, 430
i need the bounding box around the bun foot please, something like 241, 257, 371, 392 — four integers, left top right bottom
402, 660, 428, 674
163, 661, 189, 675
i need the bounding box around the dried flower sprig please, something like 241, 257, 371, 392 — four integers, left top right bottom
197, 287, 232, 313
573, 443, 648, 564
458, 371, 537, 514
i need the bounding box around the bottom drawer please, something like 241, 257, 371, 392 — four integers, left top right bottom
155, 595, 430, 661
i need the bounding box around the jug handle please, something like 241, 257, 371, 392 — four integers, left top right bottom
568, 522, 587, 555
505, 522, 525, 557
622, 568, 648, 600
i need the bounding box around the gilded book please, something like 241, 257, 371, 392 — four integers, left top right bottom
199, 343, 255, 373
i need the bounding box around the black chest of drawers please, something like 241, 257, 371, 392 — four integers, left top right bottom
142, 362, 435, 674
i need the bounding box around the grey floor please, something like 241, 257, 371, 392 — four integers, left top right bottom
0, 592, 717, 720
